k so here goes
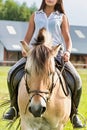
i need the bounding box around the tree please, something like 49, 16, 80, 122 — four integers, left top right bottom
0, 0, 37, 21
0, 0, 4, 19
29, 3, 37, 14
2, 0, 20, 20
18, 2, 31, 21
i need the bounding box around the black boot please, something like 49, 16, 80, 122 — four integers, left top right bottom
3, 58, 26, 120
3, 107, 17, 120
71, 114, 83, 128
70, 88, 84, 128
3, 77, 19, 120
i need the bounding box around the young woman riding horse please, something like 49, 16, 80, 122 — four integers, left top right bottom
3, 0, 83, 128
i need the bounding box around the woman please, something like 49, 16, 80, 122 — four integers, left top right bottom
4, 0, 83, 128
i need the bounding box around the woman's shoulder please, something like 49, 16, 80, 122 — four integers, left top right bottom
62, 14, 68, 23
34, 10, 44, 19
29, 10, 42, 18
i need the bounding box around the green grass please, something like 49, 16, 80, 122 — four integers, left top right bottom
0, 67, 87, 130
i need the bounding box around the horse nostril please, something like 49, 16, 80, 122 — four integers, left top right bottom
42, 106, 46, 114
28, 105, 46, 117
29, 106, 32, 113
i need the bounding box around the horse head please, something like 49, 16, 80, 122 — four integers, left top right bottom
20, 28, 61, 117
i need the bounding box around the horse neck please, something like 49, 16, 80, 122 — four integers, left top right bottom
52, 70, 67, 97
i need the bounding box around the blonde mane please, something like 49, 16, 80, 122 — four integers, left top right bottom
30, 44, 53, 75
29, 28, 54, 75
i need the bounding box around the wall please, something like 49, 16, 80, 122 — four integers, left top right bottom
71, 55, 87, 68
0, 42, 4, 61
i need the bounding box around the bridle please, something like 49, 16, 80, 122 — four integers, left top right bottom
25, 71, 56, 103
24, 71, 57, 114
24, 65, 69, 114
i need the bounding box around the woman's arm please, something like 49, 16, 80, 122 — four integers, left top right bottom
22, 13, 35, 56
24, 13, 35, 44
61, 14, 72, 61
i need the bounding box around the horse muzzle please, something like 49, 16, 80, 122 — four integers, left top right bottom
29, 97, 46, 117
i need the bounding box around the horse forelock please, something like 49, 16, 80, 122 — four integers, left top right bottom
26, 28, 53, 75
30, 45, 52, 75
33, 28, 52, 47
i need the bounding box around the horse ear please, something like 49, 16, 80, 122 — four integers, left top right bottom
51, 44, 62, 57
20, 40, 30, 53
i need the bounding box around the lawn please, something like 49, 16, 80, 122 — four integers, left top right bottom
0, 66, 87, 130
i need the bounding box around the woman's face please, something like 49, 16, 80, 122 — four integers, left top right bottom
45, 0, 58, 7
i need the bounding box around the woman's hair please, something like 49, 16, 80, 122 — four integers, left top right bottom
39, 0, 65, 14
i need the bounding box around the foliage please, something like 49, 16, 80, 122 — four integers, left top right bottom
0, 0, 37, 21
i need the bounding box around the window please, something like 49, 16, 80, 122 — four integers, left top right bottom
75, 30, 85, 38
6, 26, 16, 35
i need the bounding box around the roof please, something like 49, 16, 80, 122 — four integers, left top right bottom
0, 20, 28, 51
70, 26, 87, 55
0, 20, 87, 54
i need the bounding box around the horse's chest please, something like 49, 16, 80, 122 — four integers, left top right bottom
25, 117, 52, 130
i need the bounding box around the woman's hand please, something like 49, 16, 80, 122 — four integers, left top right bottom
22, 48, 27, 57
63, 51, 70, 62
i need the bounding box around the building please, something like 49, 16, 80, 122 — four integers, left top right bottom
70, 26, 87, 67
0, 20, 87, 66
0, 20, 28, 65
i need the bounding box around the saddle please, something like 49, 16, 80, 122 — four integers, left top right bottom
55, 59, 76, 95
8, 57, 75, 98
7, 58, 26, 97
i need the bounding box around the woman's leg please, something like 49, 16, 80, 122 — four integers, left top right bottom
63, 61, 83, 128
3, 57, 26, 120
55, 51, 83, 128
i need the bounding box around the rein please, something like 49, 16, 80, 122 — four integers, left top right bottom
24, 68, 86, 128
25, 63, 69, 100
24, 74, 51, 114
24, 70, 59, 109
24, 64, 69, 114
58, 62, 69, 96
25, 73, 55, 97
26, 81, 50, 103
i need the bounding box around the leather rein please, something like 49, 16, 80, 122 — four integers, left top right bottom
24, 65, 69, 103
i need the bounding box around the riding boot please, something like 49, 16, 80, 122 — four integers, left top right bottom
70, 88, 84, 128
3, 58, 26, 120
3, 81, 19, 120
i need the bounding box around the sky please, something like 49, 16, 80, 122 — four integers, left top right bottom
15, 0, 87, 26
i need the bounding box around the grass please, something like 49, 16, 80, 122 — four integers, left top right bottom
0, 66, 87, 130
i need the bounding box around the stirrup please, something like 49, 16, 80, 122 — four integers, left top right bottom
3, 107, 18, 121
71, 113, 86, 128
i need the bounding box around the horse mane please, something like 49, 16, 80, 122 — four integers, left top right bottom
30, 28, 53, 75
32, 27, 52, 46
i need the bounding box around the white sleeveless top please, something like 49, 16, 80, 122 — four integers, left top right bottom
30, 10, 65, 48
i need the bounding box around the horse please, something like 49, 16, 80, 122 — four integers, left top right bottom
18, 28, 71, 130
